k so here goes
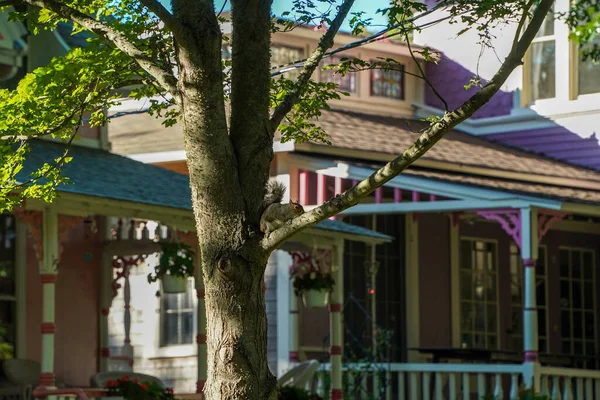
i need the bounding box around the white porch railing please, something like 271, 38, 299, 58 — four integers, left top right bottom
317, 363, 525, 400
316, 363, 600, 399
539, 366, 600, 399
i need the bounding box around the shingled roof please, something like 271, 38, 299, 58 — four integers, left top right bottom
107, 108, 600, 206
18, 140, 390, 239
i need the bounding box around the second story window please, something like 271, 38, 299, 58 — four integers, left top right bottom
271, 45, 303, 80
529, 9, 556, 101
577, 36, 600, 96
370, 63, 405, 100
320, 55, 357, 93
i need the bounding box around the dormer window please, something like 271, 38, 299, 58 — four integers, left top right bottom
320, 55, 357, 93
370, 63, 405, 100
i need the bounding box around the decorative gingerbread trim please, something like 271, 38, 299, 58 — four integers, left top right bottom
476, 209, 522, 249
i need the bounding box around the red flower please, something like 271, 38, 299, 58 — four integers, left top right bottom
166, 388, 174, 394
133, 378, 138, 383
140, 384, 148, 391
120, 376, 130, 381
105, 380, 117, 387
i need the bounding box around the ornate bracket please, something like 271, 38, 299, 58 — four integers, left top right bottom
111, 255, 146, 298
289, 249, 332, 276
476, 209, 522, 249
476, 209, 570, 250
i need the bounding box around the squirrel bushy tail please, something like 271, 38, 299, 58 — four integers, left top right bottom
262, 180, 287, 208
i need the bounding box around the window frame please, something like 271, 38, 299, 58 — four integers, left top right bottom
369, 60, 405, 100
160, 278, 196, 348
524, 9, 557, 105
459, 237, 500, 350
319, 54, 358, 94
558, 246, 597, 365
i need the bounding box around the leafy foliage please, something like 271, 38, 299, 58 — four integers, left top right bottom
105, 376, 175, 400
147, 241, 195, 283
278, 386, 322, 400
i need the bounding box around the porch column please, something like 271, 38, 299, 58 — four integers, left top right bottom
99, 217, 114, 372
289, 279, 299, 364
196, 247, 207, 394
39, 206, 58, 388
329, 242, 344, 400
520, 207, 540, 390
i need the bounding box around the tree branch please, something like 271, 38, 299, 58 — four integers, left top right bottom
19, 0, 178, 96
269, 0, 356, 132
262, 0, 552, 252
138, 0, 185, 39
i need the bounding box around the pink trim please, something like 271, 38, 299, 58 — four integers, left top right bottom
524, 351, 538, 362
523, 258, 536, 268
196, 381, 205, 394
538, 210, 569, 243
476, 209, 521, 249
329, 303, 342, 312
412, 191, 420, 202
38, 373, 55, 387
40, 274, 57, 284
334, 177, 343, 195
289, 351, 299, 362
330, 389, 343, 400
299, 170, 309, 205
375, 188, 383, 203
329, 346, 342, 355
317, 173, 327, 204
14, 208, 43, 260
393, 188, 402, 203
41, 323, 56, 334
429, 194, 437, 201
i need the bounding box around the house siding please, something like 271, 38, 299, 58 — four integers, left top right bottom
418, 213, 452, 348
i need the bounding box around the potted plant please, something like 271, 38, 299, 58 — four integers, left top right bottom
291, 264, 335, 308
147, 241, 195, 294
105, 376, 175, 400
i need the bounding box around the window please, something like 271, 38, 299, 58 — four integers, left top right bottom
161, 279, 195, 346
507, 245, 548, 353
459, 239, 498, 349
370, 63, 404, 99
529, 8, 556, 101
319, 55, 357, 93
271, 45, 303, 80
576, 36, 600, 96
559, 248, 596, 366
0, 214, 16, 359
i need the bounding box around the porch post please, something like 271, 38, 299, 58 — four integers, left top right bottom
520, 207, 540, 390
329, 242, 344, 400
289, 277, 299, 364
99, 217, 114, 372
196, 244, 207, 394
39, 206, 58, 388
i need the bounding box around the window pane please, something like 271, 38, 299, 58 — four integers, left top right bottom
561, 310, 571, 337
582, 251, 593, 280
271, 45, 303, 81
320, 55, 356, 93
181, 312, 194, 344
572, 281, 582, 308
530, 41, 556, 100
538, 310, 546, 336
560, 280, 571, 307
164, 293, 178, 310
536, 9, 554, 38
460, 272, 473, 300
560, 250, 570, 278
578, 40, 600, 95
572, 251, 581, 279
164, 314, 179, 346
371, 66, 404, 99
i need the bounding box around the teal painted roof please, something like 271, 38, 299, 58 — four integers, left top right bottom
19, 141, 391, 240
19, 140, 193, 210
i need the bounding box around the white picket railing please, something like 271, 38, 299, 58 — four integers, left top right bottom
317, 362, 525, 400
539, 366, 600, 399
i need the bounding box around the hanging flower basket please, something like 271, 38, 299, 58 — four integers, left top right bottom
161, 274, 188, 293
148, 241, 195, 295
302, 289, 329, 308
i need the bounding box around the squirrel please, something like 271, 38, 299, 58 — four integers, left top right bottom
260, 181, 305, 237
